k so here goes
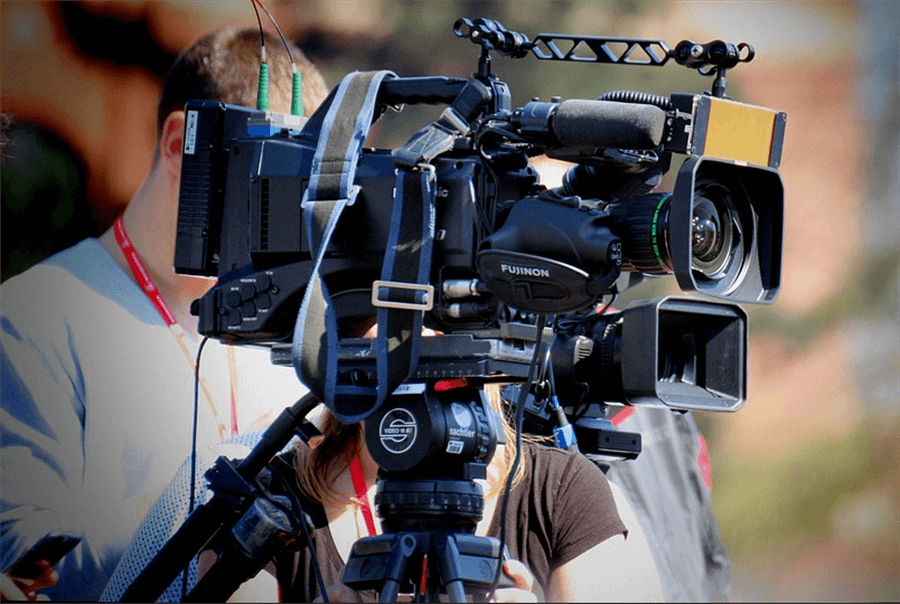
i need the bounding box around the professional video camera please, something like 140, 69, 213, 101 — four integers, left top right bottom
173, 17, 782, 419
123, 17, 784, 602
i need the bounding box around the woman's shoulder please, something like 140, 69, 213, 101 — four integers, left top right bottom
519, 439, 612, 498
522, 439, 595, 471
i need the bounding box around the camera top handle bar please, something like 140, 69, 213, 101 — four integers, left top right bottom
454, 17, 672, 66
120, 394, 321, 602
452, 18, 754, 97
374, 19, 755, 110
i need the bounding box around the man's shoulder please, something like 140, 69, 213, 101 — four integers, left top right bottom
3, 238, 104, 286
2, 239, 124, 303
0, 238, 131, 333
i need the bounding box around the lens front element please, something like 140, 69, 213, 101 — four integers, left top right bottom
689, 180, 741, 281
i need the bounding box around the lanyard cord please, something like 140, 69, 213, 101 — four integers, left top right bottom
348, 455, 377, 537
113, 216, 237, 439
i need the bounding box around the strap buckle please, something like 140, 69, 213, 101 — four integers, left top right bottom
371, 280, 435, 311
413, 162, 436, 179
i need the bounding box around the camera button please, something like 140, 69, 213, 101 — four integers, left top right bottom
225, 291, 242, 308
222, 308, 241, 327
239, 301, 257, 318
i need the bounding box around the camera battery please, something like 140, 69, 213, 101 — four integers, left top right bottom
668, 94, 786, 169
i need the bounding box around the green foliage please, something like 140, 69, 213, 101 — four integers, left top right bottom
711, 421, 893, 560
1, 123, 95, 282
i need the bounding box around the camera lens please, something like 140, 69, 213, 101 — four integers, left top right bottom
691, 193, 731, 278
605, 193, 674, 275
668, 156, 782, 303
689, 180, 743, 283
602, 168, 758, 299
657, 330, 697, 385
691, 201, 721, 263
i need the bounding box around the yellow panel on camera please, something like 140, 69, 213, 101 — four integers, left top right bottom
699, 97, 780, 167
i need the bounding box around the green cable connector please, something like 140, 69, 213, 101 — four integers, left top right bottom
257, 63, 270, 111
292, 71, 303, 116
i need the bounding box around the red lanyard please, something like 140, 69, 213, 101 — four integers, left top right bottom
349, 455, 378, 537
113, 216, 238, 437
114, 216, 178, 326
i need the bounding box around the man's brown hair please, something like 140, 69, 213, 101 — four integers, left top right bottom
156, 27, 329, 141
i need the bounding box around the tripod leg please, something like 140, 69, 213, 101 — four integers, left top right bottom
445, 580, 467, 603
377, 535, 418, 603
432, 535, 469, 604
341, 534, 417, 602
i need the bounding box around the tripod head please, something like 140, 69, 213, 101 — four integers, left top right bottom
366, 381, 501, 531
342, 379, 515, 602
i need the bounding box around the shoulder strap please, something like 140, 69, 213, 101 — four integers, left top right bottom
291, 70, 441, 424
292, 70, 392, 420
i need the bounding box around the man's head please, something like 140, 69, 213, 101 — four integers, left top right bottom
153, 27, 329, 166
115, 27, 328, 304
158, 26, 328, 135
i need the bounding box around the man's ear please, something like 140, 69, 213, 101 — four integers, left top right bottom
159, 111, 185, 180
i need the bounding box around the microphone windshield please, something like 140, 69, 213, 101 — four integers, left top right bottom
552, 100, 666, 150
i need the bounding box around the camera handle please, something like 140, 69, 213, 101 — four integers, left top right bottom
293, 69, 506, 426
120, 394, 322, 602
453, 18, 754, 98
292, 69, 439, 426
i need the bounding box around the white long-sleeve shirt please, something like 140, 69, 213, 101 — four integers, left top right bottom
0, 238, 308, 600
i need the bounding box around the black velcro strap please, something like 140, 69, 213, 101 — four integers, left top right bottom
374, 166, 436, 405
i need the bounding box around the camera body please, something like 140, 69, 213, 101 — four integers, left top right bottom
177, 100, 518, 340
174, 97, 783, 326
173, 21, 785, 427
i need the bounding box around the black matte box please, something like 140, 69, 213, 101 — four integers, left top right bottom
620, 297, 747, 412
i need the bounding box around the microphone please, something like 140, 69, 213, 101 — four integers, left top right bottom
515, 99, 667, 150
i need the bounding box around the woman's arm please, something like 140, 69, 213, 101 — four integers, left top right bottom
547, 483, 664, 602
547, 535, 663, 602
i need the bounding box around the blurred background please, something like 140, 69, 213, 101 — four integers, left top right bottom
2, 1, 897, 600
